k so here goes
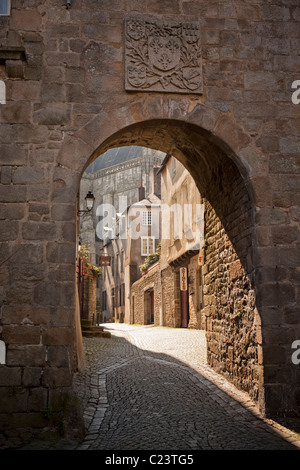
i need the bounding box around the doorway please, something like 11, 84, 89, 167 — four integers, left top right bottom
144, 289, 154, 325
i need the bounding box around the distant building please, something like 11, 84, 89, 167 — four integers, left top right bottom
159, 155, 204, 329
78, 146, 164, 322
129, 155, 205, 329
100, 174, 162, 323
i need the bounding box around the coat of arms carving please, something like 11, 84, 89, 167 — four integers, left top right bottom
125, 15, 203, 94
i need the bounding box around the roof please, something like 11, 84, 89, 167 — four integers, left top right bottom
85, 146, 155, 174
156, 153, 171, 175
131, 193, 161, 207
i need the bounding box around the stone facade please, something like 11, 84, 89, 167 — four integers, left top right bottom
130, 262, 162, 326
159, 156, 204, 329
0, 0, 299, 443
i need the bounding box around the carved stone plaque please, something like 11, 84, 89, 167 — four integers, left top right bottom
125, 15, 203, 94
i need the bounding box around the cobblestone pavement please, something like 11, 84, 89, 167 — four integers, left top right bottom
71, 323, 300, 451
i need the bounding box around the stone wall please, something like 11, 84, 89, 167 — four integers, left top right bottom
161, 266, 181, 328
82, 275, 97, 324
201, 153, 259, 401
0, 0, 299, 442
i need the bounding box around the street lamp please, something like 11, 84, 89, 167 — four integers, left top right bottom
78, 191, 95, 214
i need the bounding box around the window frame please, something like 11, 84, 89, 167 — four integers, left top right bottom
141, 236, 155, 256
0, 0, 11, 16
142, 210, 152, 226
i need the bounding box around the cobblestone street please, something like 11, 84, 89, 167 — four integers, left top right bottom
71, 324, 300, 451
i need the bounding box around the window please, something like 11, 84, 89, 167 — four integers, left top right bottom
111, 288, 115, 309
122, 284, 125, 306
142, 210, 152, 226
120, 251, 124, 273
116, 253, 119, 277
171, 157, 176, 178
141, 236, 155, 256
0, 0, 11, 15
111, 256, 114, 276
102, 291, 107, 311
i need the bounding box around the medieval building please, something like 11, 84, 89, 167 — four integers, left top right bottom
78, 146, 163, 323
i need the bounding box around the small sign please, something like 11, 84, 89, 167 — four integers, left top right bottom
198, 248, 204, 266
99, 255, 111, 266
180, 267, 188, 291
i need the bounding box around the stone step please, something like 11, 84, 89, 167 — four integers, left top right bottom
82, 330, 111, 338
82, 325, 104, 332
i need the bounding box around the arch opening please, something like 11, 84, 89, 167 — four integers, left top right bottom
77, 118, 262, 408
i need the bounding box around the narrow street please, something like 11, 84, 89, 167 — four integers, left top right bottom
72, 324, 300, 451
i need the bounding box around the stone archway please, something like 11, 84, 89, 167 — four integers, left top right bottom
1, 0, 299, 448
73, 113, 263, 411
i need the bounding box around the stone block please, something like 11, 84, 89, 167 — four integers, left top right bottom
42, 327, 73, 346
10, 243, 44, 265
81, 23, 122, 43
41, 82, 65, 103
1, 166, 12, 184
2, 305, 50, 326
2, 326, 41, 345
12, 167, 44, 185
279, 247, 300, 268
0, 387, 28, 413
22, 367, 43, 387
0, 367, 21, 387
148, 0, 180, 13
34, 282, 61, 306
27, 388, 47, 412
42, 367, 72, 388
261, 5, 290, 21
22, 221, 58, 240
29, 203, 49, 217
244, 71, 281, 91
7, 345, 46, 367
279, 137, 300, 155
0, 220, 19, 241
51, 204, 75, 222
62, 222, 77, 242
33, 104, 71, 126
1, 144, 28, 165
5, 60, 24, 79
66, 83, 87, 103
271, 225, 299, 245
45, 51, 80, 68
258, 282, 295, 307
10, 9, 42, 30
47, 345, 72, 367
213, 117, 251, 155
50, 307, 74, 328
10, 81, 41, 101
47, 23, 79, 38
255, 206, 289, 226
46, 242, 76, 265
65, 66, 85, 83
15, 124, 48, 145
28, 187, 50, 202
10, 264, 45, 283
48, 265, 76, 282
284, 306, 300, 325
5, 283, 34, 306
187, 103, 219, 133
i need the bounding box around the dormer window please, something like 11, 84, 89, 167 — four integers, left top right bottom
0, 0, 11, 15
142, 210, 152, 226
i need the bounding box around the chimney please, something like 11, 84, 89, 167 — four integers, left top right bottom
152, 165, 161, 198
138, 182, 145, 201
